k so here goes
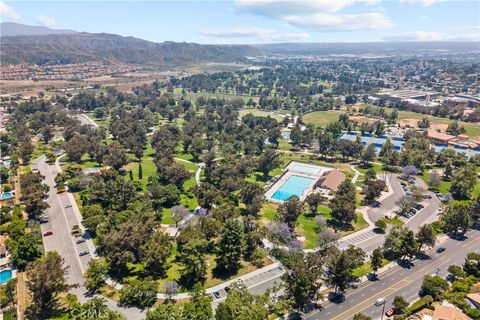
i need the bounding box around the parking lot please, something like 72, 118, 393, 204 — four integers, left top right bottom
32, 156, 92, 285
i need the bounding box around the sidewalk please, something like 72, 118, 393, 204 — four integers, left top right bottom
107, 261, 284, 300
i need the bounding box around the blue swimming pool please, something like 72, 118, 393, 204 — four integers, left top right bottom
291, 164, 321, 174
1, 192, 13, 200
272, 175, 314, 201
0, 269, 12, 284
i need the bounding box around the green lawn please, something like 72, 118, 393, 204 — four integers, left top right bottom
125, 144, 157, 191
302, 110, 345, 127
278, 138, 293, 151
260, 202, 278, 222
352, 258, 390, 278
297, 205, 332, 249
239, 108, 284, 121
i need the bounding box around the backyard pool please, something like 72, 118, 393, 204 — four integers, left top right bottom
0, 269, 12, 284
271, 175, 314, 201
291, 164, 321, 174
1, 192, 13, 200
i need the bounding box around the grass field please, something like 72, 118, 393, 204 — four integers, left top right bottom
302, 110, 345, 126
239, 108, 285, 121
296, 205, 332, 249
152, 242, 270, 292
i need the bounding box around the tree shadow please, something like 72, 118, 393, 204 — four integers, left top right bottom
212, 265, 240, 281
327, 219, 354, 232
327, 292, 345, 304
416, 252, 432, 261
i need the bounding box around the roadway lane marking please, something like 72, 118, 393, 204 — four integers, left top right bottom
462, 235, 480, 248
328, 257, 448, 320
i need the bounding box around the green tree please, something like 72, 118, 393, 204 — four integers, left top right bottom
421, 275, 449, 299
104, 142, 129, 171
371, 247, 383, 276
441, 202, 472, 235
330, 180, 356, 225
326, 249, 363, 293
8, 232, 42, 270
282, 252, 324, 311
181, 285, 213, 320
449, 163, 477, 200
26, 252, 74, 318
361, 144, 376, 167
447, 265, 465, 280
119, 278, 158, 309
276, 196, 303, 230
85, 258, 108, 292
374, 220, 387, 233
215, 287, 269, 320
216, 219, 244, 273
416, 224, 437, 251
178, 239, 209, 287
77, 297, 126, 320
240, 183, 264, 216
140, 232, 172, 276
393, 295, 408, 313
257, 148, 281, 177
305, 193, 325, 215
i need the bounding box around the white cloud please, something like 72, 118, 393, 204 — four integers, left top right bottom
235, 0, 379, 16
399, 0, 443, 7
0, 0, 20, 20
234, 0, 393, 31
285, 12, 394, 30
36, 15, 61, 28
200, 26, 309, 42
383, 26, 480, 42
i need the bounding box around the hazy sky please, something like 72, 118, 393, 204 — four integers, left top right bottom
1, 0, 479, 43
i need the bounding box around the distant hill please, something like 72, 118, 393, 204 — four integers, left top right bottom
1, 27, 260, 66
0, 22, 77, 37
255, 42, 480, 56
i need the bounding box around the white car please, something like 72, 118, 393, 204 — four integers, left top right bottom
375, 297, 386, 306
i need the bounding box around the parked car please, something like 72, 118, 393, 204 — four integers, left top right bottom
386, 308, 397, 317
212, 291, 221, 299
76, 238, 86, 244
43, 230, 53, 236
65, 204, 72, 208
79, 251, 89, 257
414, 203, 424, 210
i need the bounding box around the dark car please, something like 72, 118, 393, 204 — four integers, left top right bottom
414, 203, 424, 210
79, 251, 89, 257
436, 247, 446, 253
212, 291, 221, 299
43, 230, 53, 236
76, 238, 86, 244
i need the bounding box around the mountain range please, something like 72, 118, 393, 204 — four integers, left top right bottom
0, 22, 259, 66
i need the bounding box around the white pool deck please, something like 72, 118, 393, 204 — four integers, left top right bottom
265, 161, 333, 204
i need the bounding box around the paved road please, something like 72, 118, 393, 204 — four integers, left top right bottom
32, 156, 90, 285
348, 175, 441, 254
303, 230, 480, 320
32, 156, 144, 319
367, 173, 404, 223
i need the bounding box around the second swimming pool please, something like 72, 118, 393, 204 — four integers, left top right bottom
271, 175, 314, 201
